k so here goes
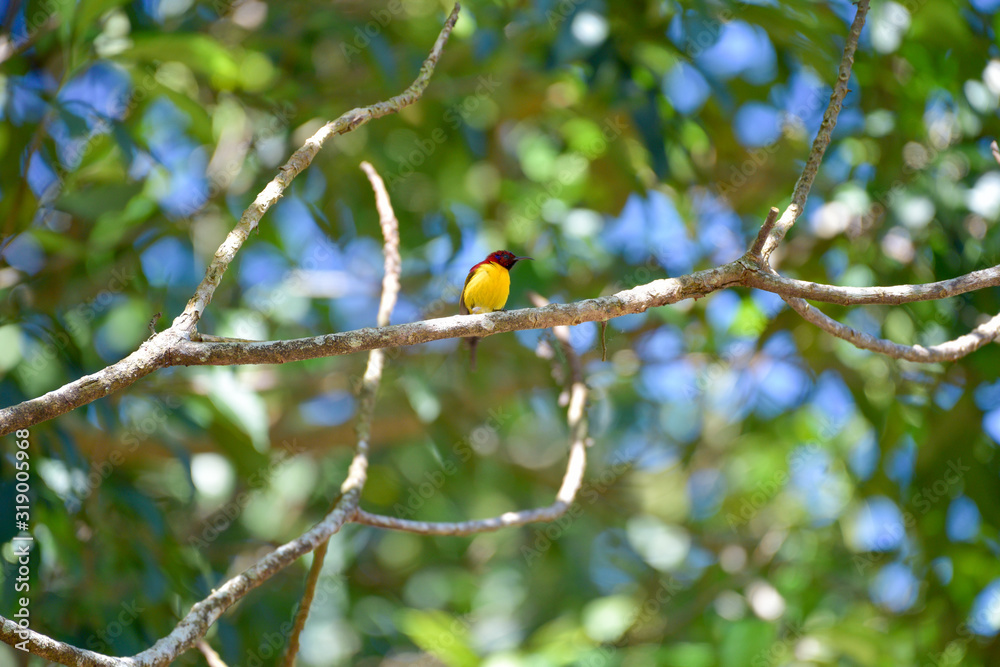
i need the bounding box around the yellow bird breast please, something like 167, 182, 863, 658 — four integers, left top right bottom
462, 262, 510, 313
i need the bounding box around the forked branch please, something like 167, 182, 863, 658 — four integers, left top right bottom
355, 293, 589, 536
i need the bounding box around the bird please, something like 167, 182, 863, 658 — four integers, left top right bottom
459, 250, 532, 370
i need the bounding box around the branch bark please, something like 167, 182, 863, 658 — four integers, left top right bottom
741, 262, 1000, 306
9, 252, 1000, 436
758, 0, 870, 261
281, 162, 402, 667
4, 3, 1000, 665
355, 294, 588, 536
171, 2, 460, 335
782, 288, 1000, 362
0, 3, 460, 436
0, 7, 456, 667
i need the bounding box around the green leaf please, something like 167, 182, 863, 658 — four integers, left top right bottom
0, 325, 23, 374
125, 35, 242, 90
208, 368, 270, 452
720, 619, 777, 667
56, 183, 143, 223
75, 0, 131, 45
729, 298, 768, 337
398, 609, 479, 667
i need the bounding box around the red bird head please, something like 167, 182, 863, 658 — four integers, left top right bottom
486, 250, 533, 270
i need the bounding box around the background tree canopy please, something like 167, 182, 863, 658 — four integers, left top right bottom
4, 0, 1000, 664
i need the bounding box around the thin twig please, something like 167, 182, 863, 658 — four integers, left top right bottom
1, 486, 363, 666
749, 207, 780, 259
749, 254, 1000, 362
195, 639, 229, 667
147, 312, 161, 337
280, 539, 330, 667
281, 162, 403, 667
759, 0, 870, 261
0, 2, 462, 437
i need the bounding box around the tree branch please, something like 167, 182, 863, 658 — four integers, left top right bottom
748, 207, 780, 259
759, 0, 870, 261
169, 263, 745, 366
0, 479, 364, 666
4, 5, 999, 665
281, 162, 402, 666
10, 252, 1000, 436
0, 8, 453, 667
355, 294, 588, 537
195, 640, 229, 667
742, 261, 1000, 306
0, 3, 462, 436
783, 290, 1000, 362
170, 2, 460, 334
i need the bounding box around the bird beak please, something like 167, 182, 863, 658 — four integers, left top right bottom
515, 256, 533, 263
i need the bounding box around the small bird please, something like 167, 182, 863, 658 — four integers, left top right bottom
460, 250, 532, 370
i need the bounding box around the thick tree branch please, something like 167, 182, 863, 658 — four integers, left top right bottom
742, 261, 1000, 306
0, 617, 122, 667
0, 333, 173, 438
170, 2, 460, 335
759, 0, 870, 261
168, 263, 745, 366
282, 162, 401, 666
10, 253, 1000, 435
355, 294, 588, 536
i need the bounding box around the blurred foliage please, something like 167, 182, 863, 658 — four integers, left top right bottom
3, 0, 1000, 665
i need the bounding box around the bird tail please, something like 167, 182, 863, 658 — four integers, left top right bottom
467, 336, 479, 371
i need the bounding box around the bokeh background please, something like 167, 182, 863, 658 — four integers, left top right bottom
4, 0, 1000, 664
